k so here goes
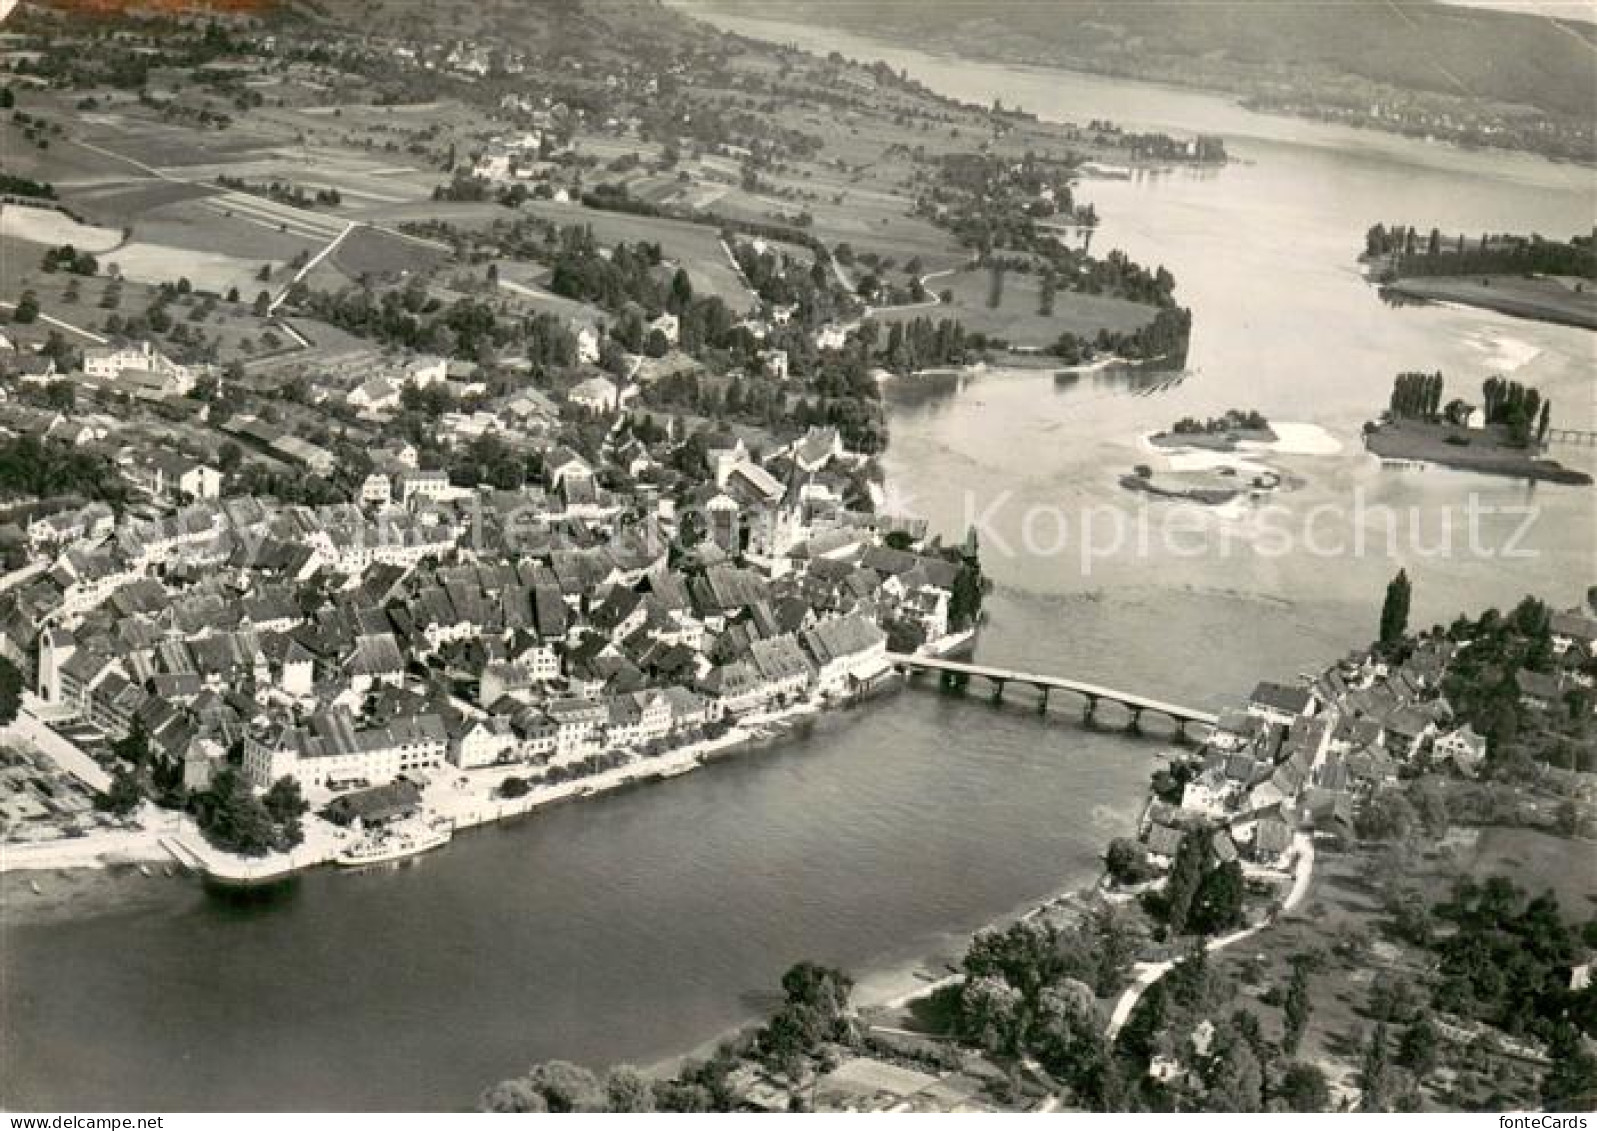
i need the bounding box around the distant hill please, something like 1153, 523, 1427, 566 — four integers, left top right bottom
703, 0, 1596, 121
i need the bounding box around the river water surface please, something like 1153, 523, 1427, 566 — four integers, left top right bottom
3, 16, 1593, 1111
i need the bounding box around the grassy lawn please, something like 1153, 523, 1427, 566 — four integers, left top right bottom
1388, 274, 1597, 331
871, 266, 1156, 345
508, 199, 757, 310
1462, 825, 1597, 920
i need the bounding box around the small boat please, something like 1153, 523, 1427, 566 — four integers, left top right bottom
337, 820, 453, 867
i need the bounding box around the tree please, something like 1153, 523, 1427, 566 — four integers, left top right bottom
1379, 569, 1411, 649
1188, 859, 1246, 935
1203, 1024, 1264, 1111
1357, 787, 1417, 842
1358, 1024, 1392, 1112
1281, 958, 1312, 1055
252, 291, 272, 317
477, 1079, 548, 1112
522, 1061, 605, 1112
1276, 1062, 1331, 1112
1105, 836, 1152, 886
1156, 826, 1213, 936
959, 973, 1025, 1053
1397, 1017, 1438, 1075
13, 290, 39, 323
42, 380, 74, 412
1032, 979, 1106, 1092
216, 441, 243, 474
0, 654, 22, 726
603, 1066, 655, 1112
98, 766, 143, 818
1542, 1032, 1597, 1111
111, 716, 151, 768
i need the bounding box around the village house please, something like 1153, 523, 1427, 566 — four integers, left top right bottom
568, 374, 620, 413
122, 451, 223, 502
82, 340, 194, 395
1433, 722, 1488, 776
1246, 681, 1316, 727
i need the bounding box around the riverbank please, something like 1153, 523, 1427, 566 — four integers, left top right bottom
1364, 419, 1592, 485
3, 633, 978, 889
1381, 275, 1597, 332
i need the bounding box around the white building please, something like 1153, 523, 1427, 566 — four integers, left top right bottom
568, 374, 619, 413
82, 341, 193, 395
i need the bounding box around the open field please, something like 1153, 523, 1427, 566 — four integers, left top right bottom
325, 226, 450, 284
57, 179, 219, 227
872, 265, 1155, 345
711, 184, 970, 275
0, 205, 123, 254
134, 198, 322, 263
477, 199, 759, 310
1385, 274, 1597, 331
1463, 825, 1597, 919
0, 251, 293, 359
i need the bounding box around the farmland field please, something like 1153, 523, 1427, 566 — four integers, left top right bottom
320, 226, 452, 286
0, 205, 123, 254
0, 251, 292, 359
503, 199, 758, 310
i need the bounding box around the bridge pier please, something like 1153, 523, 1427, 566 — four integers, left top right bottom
889, 655, 1217, 742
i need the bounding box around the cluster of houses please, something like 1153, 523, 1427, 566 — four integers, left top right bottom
1134, 619, 1597, 875
5, 397, 977, 801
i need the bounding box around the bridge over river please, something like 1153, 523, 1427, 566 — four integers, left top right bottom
888, 652, 1218, 740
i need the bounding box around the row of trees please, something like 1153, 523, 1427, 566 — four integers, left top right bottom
1388, 370, 1445, 421
1366, 224, 1597, 281
1051, 306, 1192, 368
1480, 375, 1551, 447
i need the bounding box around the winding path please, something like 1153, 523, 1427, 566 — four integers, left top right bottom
1104, 833, 1316, 1039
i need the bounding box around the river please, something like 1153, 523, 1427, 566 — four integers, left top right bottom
4, 16, 1594, 1112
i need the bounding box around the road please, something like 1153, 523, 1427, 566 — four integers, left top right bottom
1104, 832, 1317, 1040
271, 220, 357, 313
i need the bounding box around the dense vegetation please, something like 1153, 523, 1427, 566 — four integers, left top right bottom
1386, 371, 1550, 448
479, 961, 859, 1112
190, 769, 307, 856
0, 435, 126, 502
1051, 306, 1191, 367
1434, 597, 1595, 773
1169, 409, 1269, 435
1367, 226, 1597, 281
